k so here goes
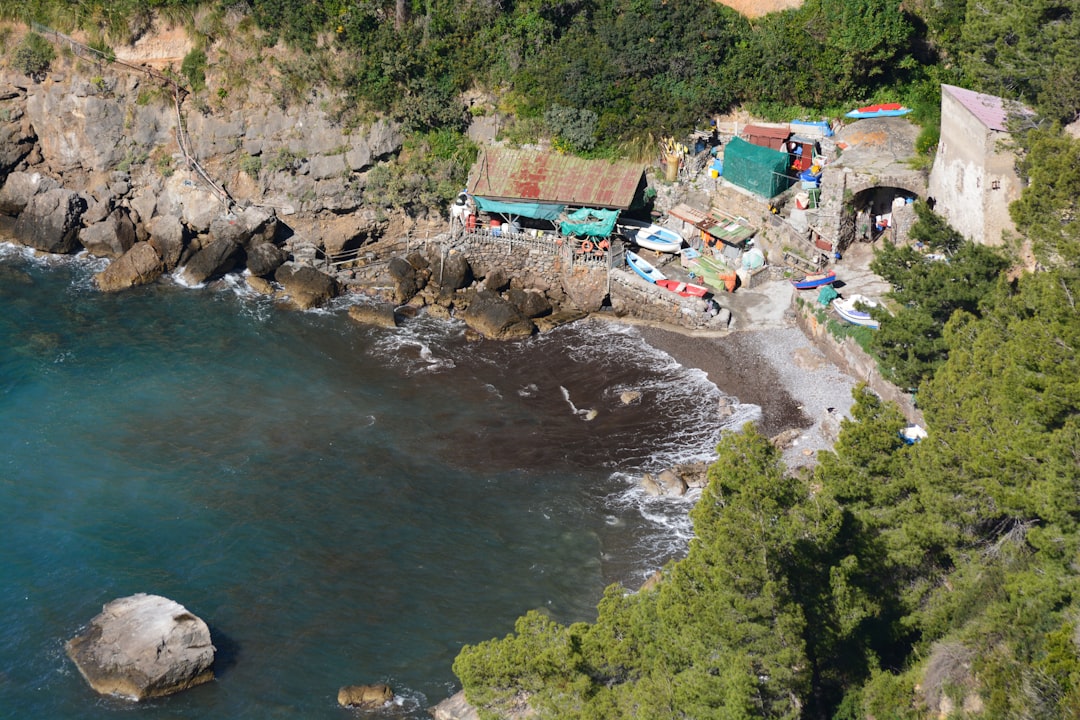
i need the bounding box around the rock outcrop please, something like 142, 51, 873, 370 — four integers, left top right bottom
12, 188, 86, 253
274, 262, 340, 310
460, 290, 536, 340
94, 242, 165, 292
80, 208, 137, 259
66, 593, 215, 701
178, 236, 242, 285
337, 683, 394, 708
348, 302, 398, 328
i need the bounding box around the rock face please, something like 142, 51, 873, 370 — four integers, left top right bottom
337, 683, 394, 708
12, 188, 86, 253
65, 593, 215, 701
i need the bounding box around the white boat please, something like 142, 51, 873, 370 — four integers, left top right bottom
833, 294, 880, 329
625, 250, 667, 284
617, 218, 683, 253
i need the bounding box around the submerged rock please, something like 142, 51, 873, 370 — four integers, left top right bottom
66, 593, 215, 701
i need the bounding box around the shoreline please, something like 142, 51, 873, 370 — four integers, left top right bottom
591, 287, 861, 471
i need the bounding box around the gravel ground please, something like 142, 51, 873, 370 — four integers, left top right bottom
634, 315, 859, 473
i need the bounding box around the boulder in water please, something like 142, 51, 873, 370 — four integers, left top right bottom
13, 188, 87, 254
348, 302, 398, 328
460, 290, 535, 340
274, 262, 340, 310
65, 593, 215, 701
94, 242, 164, 292
179, 236, 241, 285
337, 683, 394, 708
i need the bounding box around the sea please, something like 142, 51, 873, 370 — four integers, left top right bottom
0, 243, 759, 719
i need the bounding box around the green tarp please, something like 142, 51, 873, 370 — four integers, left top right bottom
474, 197, 565, 221
559, 207, 619, 238
722, 136, 792, 198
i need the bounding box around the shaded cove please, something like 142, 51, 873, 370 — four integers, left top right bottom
0, 246, 757, 719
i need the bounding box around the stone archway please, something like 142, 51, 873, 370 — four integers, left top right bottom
849, 184, 922, 244
816, 167, 926, 253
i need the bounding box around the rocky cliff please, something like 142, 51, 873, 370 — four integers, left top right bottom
0, 35, 405, 297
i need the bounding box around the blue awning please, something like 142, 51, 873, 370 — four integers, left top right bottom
474, 197, 565, 221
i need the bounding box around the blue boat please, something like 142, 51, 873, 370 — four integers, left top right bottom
625, 250, 667, 284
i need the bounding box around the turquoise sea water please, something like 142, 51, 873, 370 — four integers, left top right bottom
0, 245, 755, 718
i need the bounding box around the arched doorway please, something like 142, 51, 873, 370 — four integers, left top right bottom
849, 185, 920, 244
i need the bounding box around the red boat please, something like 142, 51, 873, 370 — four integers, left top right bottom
790, 270, 837, 290
656, 279, 709, 297
845, 103, 912, 119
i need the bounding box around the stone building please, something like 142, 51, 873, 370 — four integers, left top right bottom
928, 84, 1027, 247
813, 117, 925, 254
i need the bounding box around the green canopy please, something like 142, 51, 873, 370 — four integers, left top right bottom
559, 208, 619, 238
474, 197, 565, 221
722, 136, 792, 198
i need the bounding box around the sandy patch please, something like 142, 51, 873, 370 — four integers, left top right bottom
715, 0, 804, 18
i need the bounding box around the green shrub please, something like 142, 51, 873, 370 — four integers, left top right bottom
12, 32, 56, 80
181, 49, 207, 93
239, 153, 262, 177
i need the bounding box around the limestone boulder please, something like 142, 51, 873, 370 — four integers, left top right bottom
208, 206, 278, 250
79, 208, 137, 260
655, 469, 688, 497
65, 593, 215, 701
274, 262, 340, 310
13, 188, 87, 253
484, 267, 510, 292
179, 237, 241, 285
94, 242, 164, 292
460, 290, 535, 340
507, 287, 552, 319
81, 192, 114, 226
0, 171, 56, 216
429, 250, 473, 293
387, 256, 419, 304
245, 242, 285, 278
160, 174, 224, 233
147, 215, 186, 270
348, 302, 398, 329
337, 683, 394, 708
430, 690, 482, 720
560, 265, 606, 313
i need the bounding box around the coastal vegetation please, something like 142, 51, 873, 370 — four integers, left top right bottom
0, 0, 1078, 717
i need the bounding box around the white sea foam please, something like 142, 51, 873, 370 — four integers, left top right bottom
367, 314, 462, 375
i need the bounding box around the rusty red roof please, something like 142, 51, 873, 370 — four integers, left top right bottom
466, 147, 646, 210
741, 124, 790, 151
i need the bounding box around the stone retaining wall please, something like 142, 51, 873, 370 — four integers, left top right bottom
794, 299, 922, 424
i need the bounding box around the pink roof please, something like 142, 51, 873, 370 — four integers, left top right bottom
942, 84, 1016, 132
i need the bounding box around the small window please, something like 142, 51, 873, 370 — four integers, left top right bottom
992, 180, 1001, 190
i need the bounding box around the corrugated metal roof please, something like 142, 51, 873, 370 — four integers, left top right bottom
467, 148, 645, 210
741, 124, 790, 151
942, 84, 1012, 132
